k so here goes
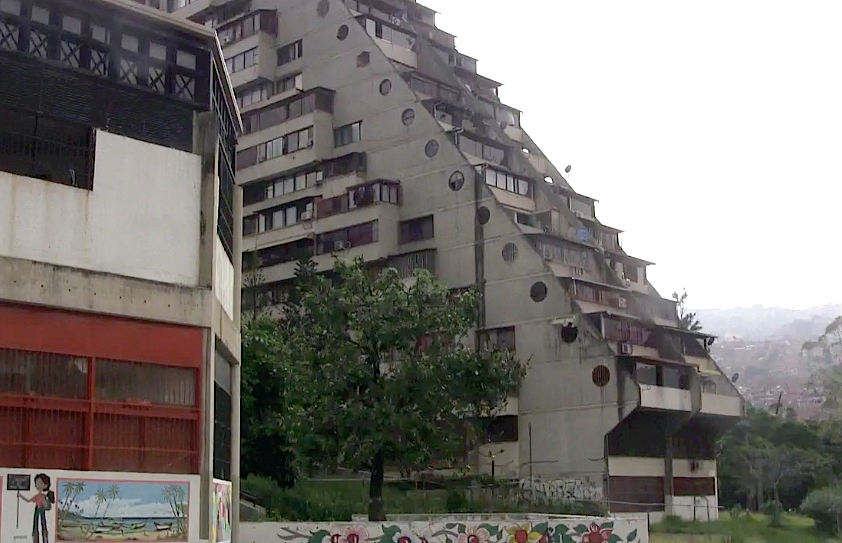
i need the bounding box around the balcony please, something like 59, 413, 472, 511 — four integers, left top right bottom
224, 33, 276, 89
639, 385, 692, 412
357, 15, 418, 68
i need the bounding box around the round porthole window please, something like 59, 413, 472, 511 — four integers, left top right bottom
337, 25, 349, 40
530, 281, 547, 302
379, 79, 392, 95
476, 206, 490, 225
592, 365, 611, 387
317, 0, 330, 17
424, 139, 439, 158
448, 171, 465, 191
502, 243, 518, 262
401, 108, 415, 126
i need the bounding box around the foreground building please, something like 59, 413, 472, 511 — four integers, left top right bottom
0, 0, 241, 541
169, 0, 743, 521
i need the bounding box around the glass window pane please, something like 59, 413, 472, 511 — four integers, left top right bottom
286, 206, 297, 225
122, 33, 139, 52
31, 5, 49, 24
284, 177, 294, 193
295, 173, 306, 191
150, 41, 167, 61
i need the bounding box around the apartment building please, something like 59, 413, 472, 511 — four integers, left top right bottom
169, 0, 744, 521
0, 0, 241, 541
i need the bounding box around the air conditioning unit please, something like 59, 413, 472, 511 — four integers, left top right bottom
618, 296, 628, 309
573, 267, 585, 276
333, 240, 348, 252
623, 277, 631, 287
300, 210, 313, 221
619, 342, 633, 356
574, 210, 584, 218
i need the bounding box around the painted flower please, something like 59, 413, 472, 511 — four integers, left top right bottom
458, 527, 491, 543
394, 528, 419, 543
506, 525, 543, 543
342, 526, 370, 543
580, 524, 612, 543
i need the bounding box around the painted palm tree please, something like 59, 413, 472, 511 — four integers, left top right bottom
92, 488, 107, 519
99, 484, 121, 520
162, 485, 188, 536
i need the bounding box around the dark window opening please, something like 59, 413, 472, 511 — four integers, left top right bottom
477, 415, 518, 443
0, 107, 95, 189
277, 39, 302, 65
478, 326, 516, 352
213, 383, 232, 480
316, 220, 378, 254
399, 215, 434, 244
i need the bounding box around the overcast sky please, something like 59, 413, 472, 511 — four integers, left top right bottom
422, 0, 842, 311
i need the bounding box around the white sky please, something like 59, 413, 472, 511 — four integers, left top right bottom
422, 0, 842, 310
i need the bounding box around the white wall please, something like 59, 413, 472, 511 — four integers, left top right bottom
0, 130, 202, 286
214, 236, 235, 319
0, 468, 200, 543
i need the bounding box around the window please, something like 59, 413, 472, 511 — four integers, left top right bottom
399, 215, 434, 244
96, 359, 196, 406
242, 153, 366, 205
0, 108, 95, 190
478, 415, 518, 443
334, 121, 362, 147
481, 166, 531, 197
277, 72, 303, 93
242, 90, 331, 134
0, 349, 88, 399
315, 181, 399, 219
316, 221, 379, 254
478, 327, 516, 352
236, 83, 272, 108
243, 199, 314, 234
224, 46, 259, 73
277, 39, 303, 65
459, 135, 505, 165
238, 126, 313, 168
217, 11, 277, 45
243, 238, 314, 269
392, 249, 436, 279
360, 16, 414, 49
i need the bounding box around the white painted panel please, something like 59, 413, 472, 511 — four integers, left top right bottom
0, 131, 202, 286
214, 236, 235, 319
0, 468, 200, 543
639, 385, 692, 411
701, 393, 743, 417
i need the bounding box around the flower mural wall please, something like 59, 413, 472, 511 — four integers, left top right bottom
240, 518, 647, 543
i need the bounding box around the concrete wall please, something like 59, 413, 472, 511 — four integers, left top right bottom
214, 236, 236, 319
241, 517, 649, 543
0, 468, 200, 543
0, 130, 202, 286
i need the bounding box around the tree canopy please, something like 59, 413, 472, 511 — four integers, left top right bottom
672, 288, 703, 331
240, 257, 525, 520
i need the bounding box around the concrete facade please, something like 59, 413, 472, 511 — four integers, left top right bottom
169, 0, 744, 520
0, 0, 242, 540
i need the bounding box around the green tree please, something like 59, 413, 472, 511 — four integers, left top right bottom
281, 257, 525, 520
671, 288, 702, 331
240, 313, 297, 487
804, 316, 842, 416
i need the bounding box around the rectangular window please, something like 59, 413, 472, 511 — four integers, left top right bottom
478, 415, 518, 443
277, 72, 303, 93
478, 326, 516, 352
277, 39, 303, 65
334, 120, 362, 147
0, 108, 95, 190
482, 166, 531, 198
224, 46, 259, 74
96, 359, 196, 406
399, 215, 434, 244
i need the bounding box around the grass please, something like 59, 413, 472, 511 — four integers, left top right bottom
651, 513, 841, 543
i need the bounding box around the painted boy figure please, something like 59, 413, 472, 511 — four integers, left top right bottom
18, 473, 55, 543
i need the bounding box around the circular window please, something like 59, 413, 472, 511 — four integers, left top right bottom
379, 79, 392, 95
401, 108, 415, 126
448, 171, 465, 191
530, 281, 547, 302
337, 24, 349, 40
592, 365, 611, 387
502, 242, 518, 262
317, 0, 330, 16
476, 206, 490, 225
424, 139, 439, 158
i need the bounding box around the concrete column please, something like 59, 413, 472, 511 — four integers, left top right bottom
200, 329, 216, 540
231, 358, 242, 542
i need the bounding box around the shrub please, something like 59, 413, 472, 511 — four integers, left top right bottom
445, 488, 469, 512
242, 474, 286, 512
801, 485, 842, 535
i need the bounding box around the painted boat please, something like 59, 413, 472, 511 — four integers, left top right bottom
155, 523, 172, 531
128, 522, 147, 530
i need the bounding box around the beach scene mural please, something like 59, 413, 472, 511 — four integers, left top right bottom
56, 479, 189, 542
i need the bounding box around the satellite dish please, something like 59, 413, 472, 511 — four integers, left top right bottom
565, 165, 572, 174
731, 372, 740, 383
560, 323, 579, 344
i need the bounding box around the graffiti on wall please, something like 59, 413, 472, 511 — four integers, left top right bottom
0, 470, 195, 543
212, 480, 233, 543
517, 477, 604, 503
241, 519, 646, 543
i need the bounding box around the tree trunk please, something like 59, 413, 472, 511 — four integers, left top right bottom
368, 450, 386, 521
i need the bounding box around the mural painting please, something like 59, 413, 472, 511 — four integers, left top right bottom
3, 472, 57, 543
55, 479, 189, 542
211, 480, 232, 543
517, 477, 604, 503
242, 519, 647, 543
